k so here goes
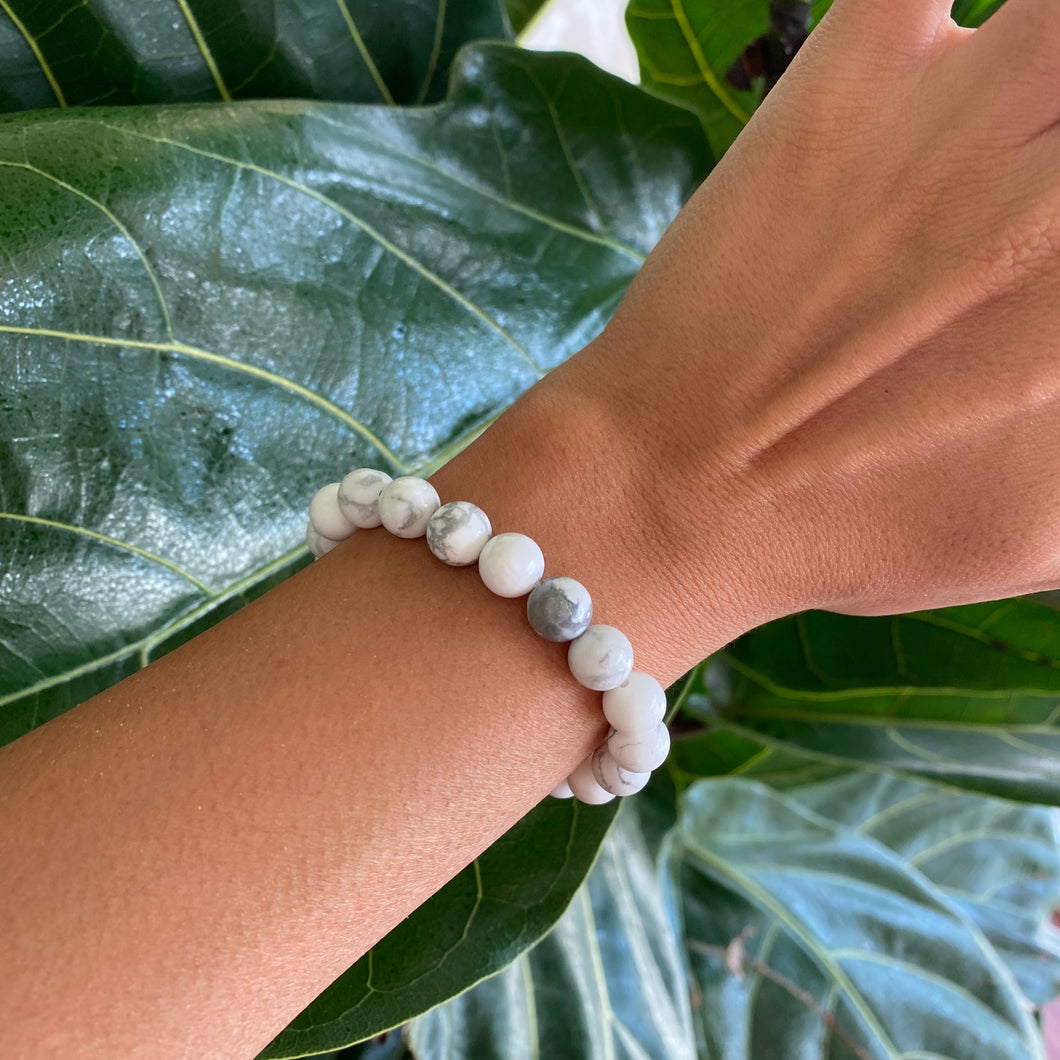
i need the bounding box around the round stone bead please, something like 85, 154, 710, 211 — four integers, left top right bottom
566, 755, 615, 805
591, 746, 651, 797
478, 533, 545, 597
527, 576, 593, 642
602, 672, 667, 736
549, 779, 574, 799
309, 482, 356, 541
338, 468, 392, 528
378, 476, 440, 538
608, 722, 670, 773
567, 624, 634, 692
306, 522, 341, 558
426, 501, 492, 566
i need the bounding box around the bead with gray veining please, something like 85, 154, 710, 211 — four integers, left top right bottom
592, 746, 651, 796
567, 624, 633, 691
527, 576, 593, 642
426, 501, 492, 566
378, 476, 440, 538
566, 755, 615, 805
478, 533, 545, 597
602, 671, 667, 736
309, 482, 356, 541
549, 779, 574, 799
306, 522, 341, 558
608, 721, 670, 772
338, 468, 392, 528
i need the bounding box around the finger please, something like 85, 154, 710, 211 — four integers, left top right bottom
955, 0, 1060, 138
816, 0, 968, 60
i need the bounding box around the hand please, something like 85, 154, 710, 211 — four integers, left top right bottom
556, 0, 1060, 625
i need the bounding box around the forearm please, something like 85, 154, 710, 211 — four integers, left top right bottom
0, 368, 760, 1058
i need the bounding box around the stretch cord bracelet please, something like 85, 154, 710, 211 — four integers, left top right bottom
305, 469, 671, 805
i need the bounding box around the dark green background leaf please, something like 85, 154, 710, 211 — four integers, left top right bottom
260, 798, 619, 1058
0, 43, 710, 743
404, 802, 696, 1060
701, 601, 1060, 803
0, 0, 508, 112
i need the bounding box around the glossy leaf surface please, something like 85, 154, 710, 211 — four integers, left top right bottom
0, 43, 709, 744
405, 803, 696, 1060
707, 601, 1060, 803
0, 0, 508, 112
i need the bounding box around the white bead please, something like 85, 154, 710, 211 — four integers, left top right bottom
477, 533, 545, 597
591, 746, 651, 796
309, 482, 356, 541
602, 672, 667, 736
426, 501, 492, 565
609, 722, 670, 773
567, 625, 634, 691
305, 522, 340, 558
566, 755, 615, 805
549, 779, 574, 799
338, 468, 393, 528
378, 476, 440, 538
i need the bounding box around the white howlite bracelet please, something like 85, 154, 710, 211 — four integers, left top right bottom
305, 471, 669, 805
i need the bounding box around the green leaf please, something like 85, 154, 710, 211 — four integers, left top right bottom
704, 601, 1060, 803
951, 0, 1007, 27
404, 801, 696, 1060
671, 777, 1050, 1059
790, 773, 1060, 1007
0, 42, 710, 1054
0, 42, 710, 745
260, 798, 620, 1058
386, 772, 1060, 1060
0, 0, 508, 112
625, 0, 762, 157
504, 0, 550, 36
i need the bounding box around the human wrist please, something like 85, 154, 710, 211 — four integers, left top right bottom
430, 356, 781, 684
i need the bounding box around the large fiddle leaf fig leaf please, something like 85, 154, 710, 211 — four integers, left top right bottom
404, 801, 696, 1060
0, 42, 709, 743
0, 42, 710, 1053
0, 0, 508, 113
671, 776, 1053, 1060
699, 600, 1060, 803
791, 773, 1060, 1007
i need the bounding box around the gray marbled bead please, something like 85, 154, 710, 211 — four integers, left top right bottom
526, 576, 593, 642
426, 501, 492, 566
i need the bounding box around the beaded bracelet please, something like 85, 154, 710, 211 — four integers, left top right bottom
305, 469, 670, 805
